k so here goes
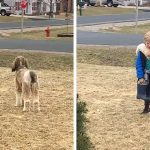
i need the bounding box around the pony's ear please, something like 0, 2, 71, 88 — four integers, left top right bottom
24, 58, 29, 69
12, 57, 18, 72
11, 61, 16, 72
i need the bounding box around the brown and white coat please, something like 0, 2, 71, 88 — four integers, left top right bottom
12, 56, 40, 111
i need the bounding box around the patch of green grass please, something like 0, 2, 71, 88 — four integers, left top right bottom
52, 13, 73, 20
77, 7, 139, 16
0, 51, 73, 71
0, 27, 73, 41
101, 23, 150, 34
77, 97, 94, 150
78, 46, 135, 67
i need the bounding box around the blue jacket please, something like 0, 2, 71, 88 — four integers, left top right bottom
136, 51, 146, 79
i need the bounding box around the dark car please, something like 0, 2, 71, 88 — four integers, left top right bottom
77, 0, 86, 7
89, 0, 123, 7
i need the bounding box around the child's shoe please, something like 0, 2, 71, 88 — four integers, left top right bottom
141, 109, 149, 114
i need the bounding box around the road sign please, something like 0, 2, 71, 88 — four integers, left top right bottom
21, 0, 27, 9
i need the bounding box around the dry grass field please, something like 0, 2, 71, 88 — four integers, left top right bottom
0, 50, 73, 150
77, 6, 138, 16
0, 27, 73, 41
0, 16, 29, 22
77, 46, 150, 150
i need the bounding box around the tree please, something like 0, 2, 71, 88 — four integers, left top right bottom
37, 0, 54, 19
95, 0, 103, 6
37, 0, 42, 15
36, 0, 73, 17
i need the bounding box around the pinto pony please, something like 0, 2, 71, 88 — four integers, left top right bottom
12, 56, 40, 111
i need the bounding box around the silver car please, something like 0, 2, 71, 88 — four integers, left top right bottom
0, 3, 14, 16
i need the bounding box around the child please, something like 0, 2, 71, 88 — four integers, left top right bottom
136, 31, 150, 114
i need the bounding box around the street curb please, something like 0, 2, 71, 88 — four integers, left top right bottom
77, 19, 150, 27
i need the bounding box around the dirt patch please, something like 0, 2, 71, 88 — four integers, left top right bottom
78, 63, 150, 150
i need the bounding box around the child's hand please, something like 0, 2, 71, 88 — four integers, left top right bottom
138, 78, 145, 84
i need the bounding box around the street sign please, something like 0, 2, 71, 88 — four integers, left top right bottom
21, 0, 27, 9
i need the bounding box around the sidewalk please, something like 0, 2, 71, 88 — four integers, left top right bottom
78, 20, 150, 32
11, 14, 53, 20
11, 13, 73, 21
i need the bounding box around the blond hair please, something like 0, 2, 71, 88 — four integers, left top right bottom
144, 31, 150, 43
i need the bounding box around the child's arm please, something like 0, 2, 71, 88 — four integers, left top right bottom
136, 51, 144, 79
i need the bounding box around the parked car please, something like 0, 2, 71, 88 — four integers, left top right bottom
0, 2, 14, 16
89, 0, 123, 7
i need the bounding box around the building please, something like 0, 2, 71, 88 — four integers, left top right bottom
59, 0, 73, 13
4, 0, 73, 15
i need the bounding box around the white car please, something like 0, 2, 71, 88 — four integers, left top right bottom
0, 2, 14, 16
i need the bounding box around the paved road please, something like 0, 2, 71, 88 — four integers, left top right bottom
77, 30, 143, 46
77, 12, 150, 46
0, 39, 73, 53
0, 19, 73, 53
77, 12, 150, 26
0, 19, 73, 30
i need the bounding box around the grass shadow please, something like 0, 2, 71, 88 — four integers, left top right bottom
77, 95, 94, 150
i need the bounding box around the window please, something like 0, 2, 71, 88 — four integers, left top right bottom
15, 2, 21, 10
43, 2, 46, 12
32, 2, 37, 11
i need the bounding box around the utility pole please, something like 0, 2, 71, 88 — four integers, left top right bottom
135, 0, 138, 34
49, 0, 53, 19
21, 8, 24, 37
